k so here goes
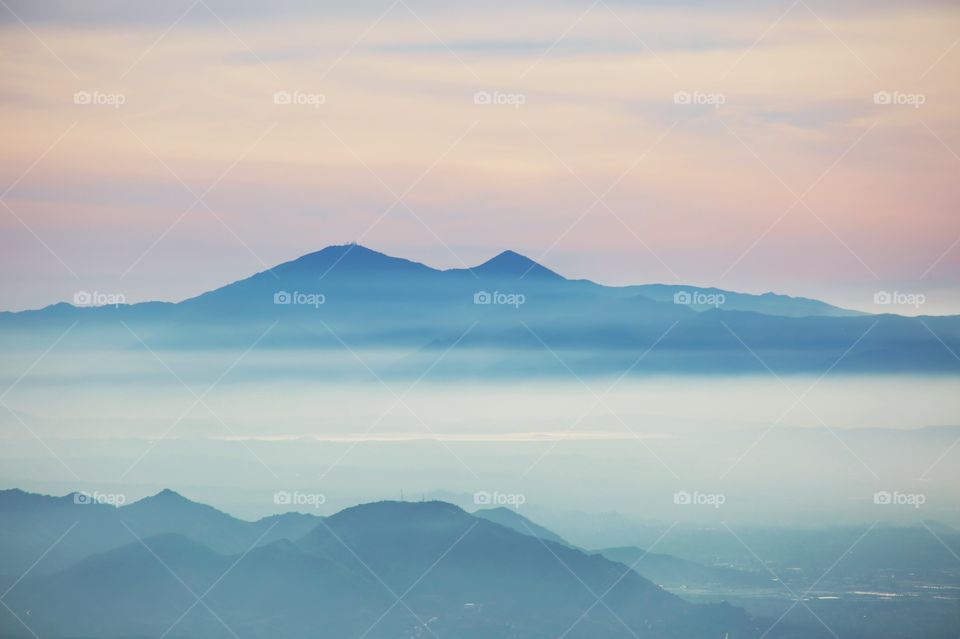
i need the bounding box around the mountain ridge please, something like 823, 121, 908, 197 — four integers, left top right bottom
2, 243, 861, 317
2, 244, 959, 376
0, 488, 802, 639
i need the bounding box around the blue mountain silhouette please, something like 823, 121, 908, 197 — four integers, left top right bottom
2, 244, 957, 375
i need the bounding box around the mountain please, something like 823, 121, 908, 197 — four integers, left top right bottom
1, 497, 814, 639
596, 546, 773, 591
468, 249, 564, 280
621, 284, 860, 317
2, 244, 958, 375
2, 532, 378, 639
1, 244, 855, 321
474, 506, 571, 545
0, 488, 321, 576
594, 522, 960, 586
470, 508, 770, 592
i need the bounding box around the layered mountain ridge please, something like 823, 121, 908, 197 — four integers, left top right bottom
0, 488, 813, 639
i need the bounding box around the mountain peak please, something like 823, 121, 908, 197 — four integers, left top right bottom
154, 488, 188, 500
473, 250, 563, 280
276, 243, 436, 278
131, 488, 199, 508
306, 243, 378, 258
124, 489, 241, 524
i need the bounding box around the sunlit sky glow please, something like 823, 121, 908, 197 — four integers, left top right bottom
1, 0, 958, 314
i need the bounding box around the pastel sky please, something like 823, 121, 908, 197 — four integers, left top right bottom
1, 0, 958, 314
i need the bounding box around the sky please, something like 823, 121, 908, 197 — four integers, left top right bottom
1, 0, 958, 314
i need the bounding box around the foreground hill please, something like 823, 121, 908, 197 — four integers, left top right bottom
0, 488, 320, 575
0, 491, 817, 639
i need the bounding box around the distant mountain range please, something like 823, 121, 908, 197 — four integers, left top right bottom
596, 546, 774, 591
2, 244, 958, 375
474, 506, 574, 546
0, 488, 820, 639
0, 488, 319, 575
473, 507, 772, 592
